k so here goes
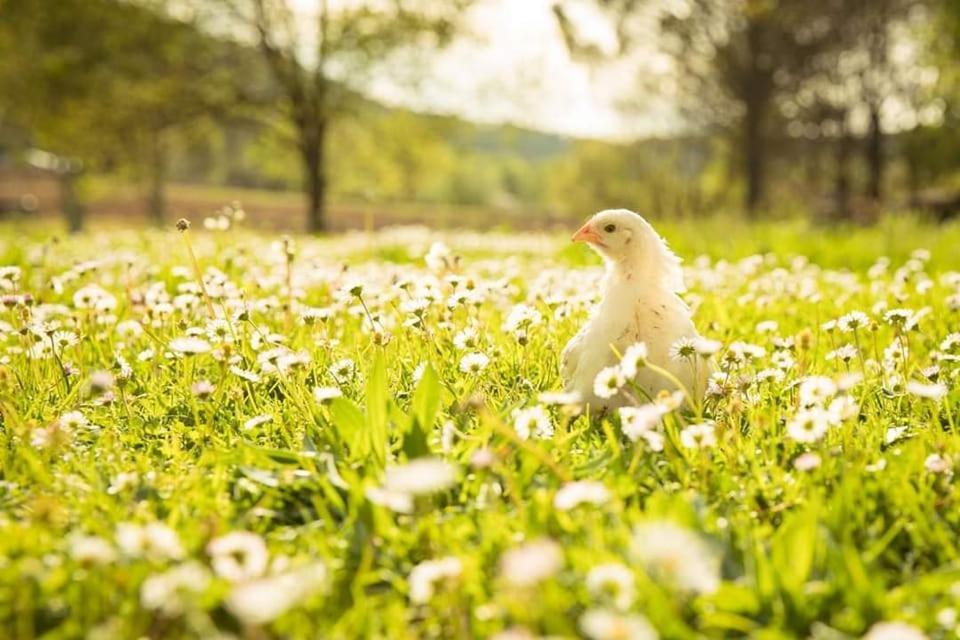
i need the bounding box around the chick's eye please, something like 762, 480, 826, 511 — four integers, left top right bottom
603, 224, 616, 233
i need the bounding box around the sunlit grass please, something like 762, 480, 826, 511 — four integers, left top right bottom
0, 214, 957, 639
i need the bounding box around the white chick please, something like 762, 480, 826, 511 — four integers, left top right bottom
561, 209, 709, 409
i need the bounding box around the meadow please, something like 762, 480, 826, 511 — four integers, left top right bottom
1, 213, 959, 639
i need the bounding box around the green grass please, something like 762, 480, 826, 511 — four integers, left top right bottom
0, 215, 958, 639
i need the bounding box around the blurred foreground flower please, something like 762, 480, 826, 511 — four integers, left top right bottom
226, 563, 326, 626
863, 621, 927, 640
408, 556, 462, 604
207, 531, 268, 582
632, 522, 720, 594
500, 539, 563, 587
580, 609, 657, 640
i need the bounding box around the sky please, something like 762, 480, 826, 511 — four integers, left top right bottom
289, 0, 679, 140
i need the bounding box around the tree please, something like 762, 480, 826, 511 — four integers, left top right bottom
219, 0, 474, 232
556, 0, 851, 215
0, 0, 250, 229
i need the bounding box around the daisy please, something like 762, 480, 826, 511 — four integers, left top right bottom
786, 408, 831, 443
632, 522, 719, 594
207, 531, 269, 582
553, 481, 609, 511
793, 452, 821, 471
837, 311, 869, 332
619, 342, 648, 378
594, 366, 625, 399
408, 557, 462, 604
693, 337, 722, 357
459, 352, 490, 374
906, 381, 947, 400
499, 539, 563, 587
225, 563, 326, 626
512, 406, 553, 440
618, 405, 664, 443
314, 386, 343, 404
384, 458, 457, 496
680, 422, 717, 449
586, 563, 635, 611
580, 609, 657, 640
169, 336, 212, 355
863, 621, 927, 640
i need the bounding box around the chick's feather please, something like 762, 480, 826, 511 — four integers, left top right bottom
562, 209, 709, 409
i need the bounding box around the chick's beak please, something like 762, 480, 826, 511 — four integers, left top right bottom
572, 222, 602, 245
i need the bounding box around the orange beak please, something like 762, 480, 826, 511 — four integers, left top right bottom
572, 221, 603, 245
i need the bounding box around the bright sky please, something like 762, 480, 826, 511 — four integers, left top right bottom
291, 0, 678, 140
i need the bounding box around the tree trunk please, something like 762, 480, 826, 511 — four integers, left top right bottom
148, 129, 167, 227
60, 168, 84, 234
834, 124, 852, 220
743, 99, 766, 216
300, 121, 328, 233
866, 104, 883, 203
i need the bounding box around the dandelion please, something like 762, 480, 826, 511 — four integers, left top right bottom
554, 481, 609, 510
594, 366, 625, 399
459, 352, 490, 374
499, 539, 563, 587
680, 422, 717, 449
511, 405, 553, 440
632, 522, 719, 594
408, 557, 462, 604
619, 342, 648, 378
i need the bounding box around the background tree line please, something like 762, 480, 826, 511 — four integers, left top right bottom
0, 0, 958, 232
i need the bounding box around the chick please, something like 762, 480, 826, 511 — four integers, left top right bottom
561, 209, 709, 409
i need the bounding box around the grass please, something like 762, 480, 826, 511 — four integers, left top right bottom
0, 214, 958, 639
